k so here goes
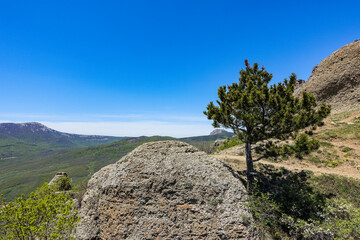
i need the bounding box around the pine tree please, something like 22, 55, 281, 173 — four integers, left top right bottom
204, 60, 331, 185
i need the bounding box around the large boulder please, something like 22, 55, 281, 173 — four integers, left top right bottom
294, 40, 360, 113
76, 141, 257, 239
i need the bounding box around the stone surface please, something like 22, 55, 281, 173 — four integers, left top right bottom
294, 40, 360, 113
76, 141, 257, 240
49, 172, 71, 191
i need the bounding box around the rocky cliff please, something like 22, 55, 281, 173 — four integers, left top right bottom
294, 40, 360, 113
76, 141, 256, 239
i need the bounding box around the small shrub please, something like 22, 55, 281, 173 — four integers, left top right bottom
317, 121, 325, 127
217, 138, 242, 151
279, 144, 294, 156
309, 155, 322, 163
328, 161, 339, 167
56, 175, 72, 191
320, 141, 334, 147
260, 134, 319, 160
248, 192, 281, 235
294, 134, 320, 158
342, 146, 353, 152
354, 117, 360, 123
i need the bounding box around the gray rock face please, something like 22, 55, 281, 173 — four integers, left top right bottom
294, 40, 360, 113
76, 141, 257, 240
49, 172, 71, 191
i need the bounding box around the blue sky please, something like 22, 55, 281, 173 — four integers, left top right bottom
0, 0, 359, 137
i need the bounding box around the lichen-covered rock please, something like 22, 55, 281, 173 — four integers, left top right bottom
76, 141, 257, 239
294, 40, 360, 113
49, 172, 71, 191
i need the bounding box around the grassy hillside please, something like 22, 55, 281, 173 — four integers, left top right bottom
180, 131, 233, 143
0, 136, 173, 200
180, 131, 233, 153
0, 123, 234, 201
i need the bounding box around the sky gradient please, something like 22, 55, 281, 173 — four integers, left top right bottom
0, 0, 359, 137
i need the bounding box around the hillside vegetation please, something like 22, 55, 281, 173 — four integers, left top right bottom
0, 122, 231, 201
0, 123, 124, 159
214, 109, 360, 239
0, 136, 173, 200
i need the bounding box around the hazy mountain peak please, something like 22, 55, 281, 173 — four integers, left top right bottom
0, 122, 54, 134
209, 129, 229, 136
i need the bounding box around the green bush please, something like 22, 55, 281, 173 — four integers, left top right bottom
341, 146, 353, 152
248, 192, 282, 237
294, 134, 320, 158
217, 138, 242, 151
0, 183, 79, 239
53, 175, 72, 191
248, 166, 360, 239
321, 199, 360, 240
260, 134, 319, 159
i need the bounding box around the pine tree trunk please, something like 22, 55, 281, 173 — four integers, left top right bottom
245, 141, 254, 186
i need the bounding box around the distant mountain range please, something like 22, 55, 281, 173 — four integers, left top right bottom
0, 122, 233, 201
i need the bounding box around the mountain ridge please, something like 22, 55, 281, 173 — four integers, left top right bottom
0, 122, 125, 149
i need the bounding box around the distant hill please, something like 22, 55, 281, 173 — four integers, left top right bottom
0, 122, 124, 148
209, 129, 230, 136
0, 122, 124, 159
180, 130, 233, 143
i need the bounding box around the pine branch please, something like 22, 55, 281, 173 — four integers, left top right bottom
252, 156, 265, 162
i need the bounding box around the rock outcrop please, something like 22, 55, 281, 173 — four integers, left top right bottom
294, 40, 360, 113
49, 172, 71, 191
76, 141, 256, 239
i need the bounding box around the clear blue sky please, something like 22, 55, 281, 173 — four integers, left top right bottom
0, 0, 359, 137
